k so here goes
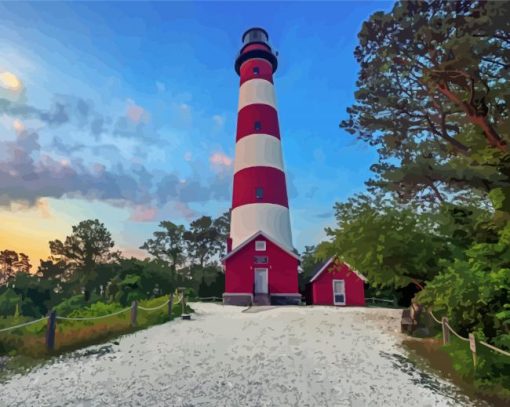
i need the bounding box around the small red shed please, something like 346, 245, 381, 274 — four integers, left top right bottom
306, 256, 367, 306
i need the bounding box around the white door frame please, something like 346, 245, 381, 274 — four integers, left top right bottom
254, 268, 268, 294
332, 279, 346, 305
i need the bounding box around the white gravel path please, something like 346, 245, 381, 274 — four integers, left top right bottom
0, 303, 484, 407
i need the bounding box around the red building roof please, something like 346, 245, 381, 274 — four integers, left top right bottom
308, 256, 367, 283
221, 230, 300, 262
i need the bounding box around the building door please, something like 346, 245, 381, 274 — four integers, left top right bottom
333, 280, 346, 305
254, 268, 268, 294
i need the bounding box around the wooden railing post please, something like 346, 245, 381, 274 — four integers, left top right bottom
46, 310, 56, 352
469, 333, 477, 369
181, 291, 185, 316
168, 292, 174, 320
130, 300, 138, 328
442, 317, 450, 345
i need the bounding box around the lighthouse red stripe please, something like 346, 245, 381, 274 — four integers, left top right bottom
232, 166, 289, 209
239, 59, 273, 85
236, 104, 280, 142
241, 43, 271, 54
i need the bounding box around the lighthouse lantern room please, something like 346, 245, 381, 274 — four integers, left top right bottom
222, 27, 301, 306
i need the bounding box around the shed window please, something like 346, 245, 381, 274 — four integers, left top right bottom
253, 67, 260, 75
254, 255, 268, 264
255, 240, 266, 251
254, 121, 261, 131
256, 187, 264, 200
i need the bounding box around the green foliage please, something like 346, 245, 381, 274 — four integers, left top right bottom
54, 294, 101, 317
49, 219, 120, 300
140, 221, 186, 273
318, 193, 450, 289
342, 0, 510, 206
0, 289, 20, 316
418, 222, 510, 342
297, 245, 322, 293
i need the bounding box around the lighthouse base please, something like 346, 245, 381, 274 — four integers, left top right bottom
222, 293, 302, 306
269, 293, 302, 305
223, 293, 253, 306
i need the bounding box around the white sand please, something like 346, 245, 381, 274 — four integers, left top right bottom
0, 303, 482, 407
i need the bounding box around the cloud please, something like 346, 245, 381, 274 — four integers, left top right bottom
210, 152, 232, 167
129, 205, 158, 222
126, 99, 149, 124
0, 83, 233, 215
316, 211, 333, 219
13, 119, 24, 134
172, 201, 198, 221
212, 114, 225, 127
36, 198, 53, 219
0, 126, 155, 207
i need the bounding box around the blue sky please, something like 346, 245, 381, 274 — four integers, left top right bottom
0, 1, 392, 262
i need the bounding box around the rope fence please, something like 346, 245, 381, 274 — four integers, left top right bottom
55, 307, 132, 321
426, 309, 510, 362
366, 297, 395, 303
0, 291, 188, 352
0, 317, 48, 333
191, 296, 223, 302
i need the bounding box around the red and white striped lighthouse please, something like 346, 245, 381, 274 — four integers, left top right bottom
222, 28, 301, 306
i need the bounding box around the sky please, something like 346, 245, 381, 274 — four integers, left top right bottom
0, 1, 392, 264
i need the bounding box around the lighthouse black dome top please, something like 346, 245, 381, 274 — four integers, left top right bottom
235, 27, 278, 75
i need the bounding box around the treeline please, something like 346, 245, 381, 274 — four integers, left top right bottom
0, 212, 229, 318
316, 0, 509, 399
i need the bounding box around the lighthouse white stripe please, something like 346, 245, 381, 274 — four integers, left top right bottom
234, 134, 284, 174
238, 79, 277, 112
230, 203, 293, 251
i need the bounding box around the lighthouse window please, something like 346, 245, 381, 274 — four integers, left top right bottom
254, 121, 261, 131
255, 241, 266, 251
253, 67, 260, 75
256, 187, 264, 200
254, 255, 268, 264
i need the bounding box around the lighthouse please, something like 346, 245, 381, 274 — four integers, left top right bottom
222, 27, 301, 306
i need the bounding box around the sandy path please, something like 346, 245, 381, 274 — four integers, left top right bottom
0, 303, 481, 407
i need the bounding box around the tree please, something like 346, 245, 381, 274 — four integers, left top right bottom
297, 245, 322, 293
417, 220, 510, 347
0, 250, 32, 286
184, 216, 220, 267
316, 194, 451, 290
212, 211, 230, 257
341, 0, 510, 207
140, 221, 186, 275
0, 250, 19, 285
49, 219, 119, 299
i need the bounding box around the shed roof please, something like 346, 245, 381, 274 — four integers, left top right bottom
308, 256, 368, 283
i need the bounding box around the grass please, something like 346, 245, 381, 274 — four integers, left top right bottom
0, 295, 192, 359
404, 311, 510, 406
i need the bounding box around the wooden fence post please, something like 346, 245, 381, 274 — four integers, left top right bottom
181, 291, 185, 316
469, 333, 477, 369
442, 317, 450, 345
130, 300, 138, 328
168, 292, 174, 320
46, 310, 56, 352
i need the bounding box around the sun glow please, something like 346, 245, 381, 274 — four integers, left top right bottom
0, 71, 22, 90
